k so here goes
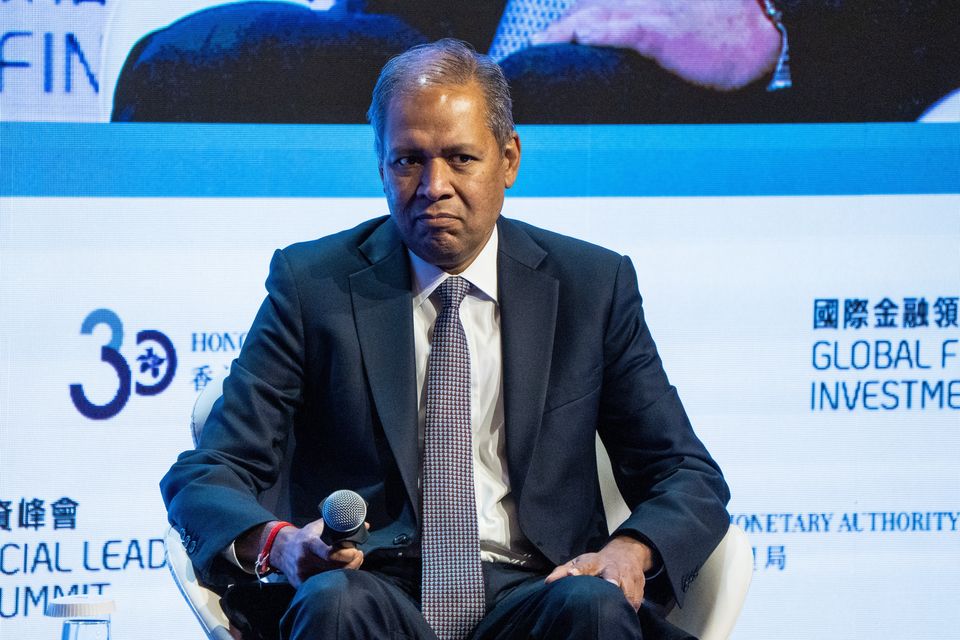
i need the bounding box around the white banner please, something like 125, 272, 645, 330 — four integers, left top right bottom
2, 194, 957, 638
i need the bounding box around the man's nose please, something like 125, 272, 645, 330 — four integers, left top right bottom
418, 159, 454, 201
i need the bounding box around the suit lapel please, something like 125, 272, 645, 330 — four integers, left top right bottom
497, 218, 558, 500
350, 219, 421, 520
348, 217, 559, 520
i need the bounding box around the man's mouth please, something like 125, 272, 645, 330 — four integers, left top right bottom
416, 212, 459, 227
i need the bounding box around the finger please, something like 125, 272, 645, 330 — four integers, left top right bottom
600, 565, 643, 611
544, 563, 575, 583
305, 535, 333, 561
562, 15, 641, 50
327, 546, 363, 566
598, 564, 621, 588
535, 7, 663, 54
537, 4, 618, 44
569, 554, 603, 577
326, 546, 364, 570
544, 557, 585, 583
531, 13, 579, 44
545, 555, 599, 583
622, 582, 643, 611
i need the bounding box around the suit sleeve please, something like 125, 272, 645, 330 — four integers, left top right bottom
160, 249, 306, 586
597, 255, 730, 607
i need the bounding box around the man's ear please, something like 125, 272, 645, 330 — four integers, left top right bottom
503, 132, 521, 189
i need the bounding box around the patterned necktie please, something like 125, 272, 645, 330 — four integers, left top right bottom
488, 0, 575, 61
421, 276, 485, 640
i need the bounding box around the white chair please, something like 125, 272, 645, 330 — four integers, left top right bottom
665, 524, 752, 640
596, 442, 752, 640
918, 88, 960, 123
166, 525, 236, 640
166, 374, 235, 640
167, 375, 752, 639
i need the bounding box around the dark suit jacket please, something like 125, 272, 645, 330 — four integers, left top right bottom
160, 215, 730, 608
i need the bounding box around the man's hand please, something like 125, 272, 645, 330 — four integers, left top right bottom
531, 0, 782, 91
239, 519, 365, 588
544, 535, 656, 611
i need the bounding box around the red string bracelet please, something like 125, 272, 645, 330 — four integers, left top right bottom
255, 521, 293, 580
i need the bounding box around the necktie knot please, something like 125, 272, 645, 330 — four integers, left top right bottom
437, 276, 470, 311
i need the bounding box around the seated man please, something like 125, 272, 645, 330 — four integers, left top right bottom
114, 1, 960, 123
160, 38, 730, 640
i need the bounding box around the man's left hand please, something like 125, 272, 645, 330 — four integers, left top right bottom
531, 0, 781, 91
544, 535, 656, 610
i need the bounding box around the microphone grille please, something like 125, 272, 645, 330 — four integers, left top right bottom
321, 489, 367, 532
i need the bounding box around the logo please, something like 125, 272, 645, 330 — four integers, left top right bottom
69, 309, 177, 420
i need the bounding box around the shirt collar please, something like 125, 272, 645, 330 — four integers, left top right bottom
409, 225, 499, 308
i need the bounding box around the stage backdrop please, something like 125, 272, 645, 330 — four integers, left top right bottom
3, 1, 960, 639
1, 122, 958, 639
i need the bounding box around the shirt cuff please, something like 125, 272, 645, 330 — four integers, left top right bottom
223, 540, 257, 575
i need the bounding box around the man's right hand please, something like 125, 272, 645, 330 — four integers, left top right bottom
270, 520, 365, 587
238, 519, 365, 588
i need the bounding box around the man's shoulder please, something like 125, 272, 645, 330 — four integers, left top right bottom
501, 217, 624, 271
278, 216, 392, 269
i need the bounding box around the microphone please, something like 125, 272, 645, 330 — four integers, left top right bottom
318, 489, 369, 548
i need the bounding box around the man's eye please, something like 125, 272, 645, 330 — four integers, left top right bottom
452, 154, 475, 165
395, 157, 421, 167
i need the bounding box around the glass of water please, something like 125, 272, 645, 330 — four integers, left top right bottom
46, 596, 115, 640
61, 617, 111, 640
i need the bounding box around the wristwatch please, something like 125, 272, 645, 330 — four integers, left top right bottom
758, 0, 793, 91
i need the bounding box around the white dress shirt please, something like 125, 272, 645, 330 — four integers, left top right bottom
409, 226, 540, 567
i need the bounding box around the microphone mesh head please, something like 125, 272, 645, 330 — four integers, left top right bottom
322, 489, 367, 533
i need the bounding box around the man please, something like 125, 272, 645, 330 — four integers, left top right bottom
114, 1, 960, 123
161, 39, 729, 639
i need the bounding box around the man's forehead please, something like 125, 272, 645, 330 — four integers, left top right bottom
383, 82, 494, 144
388, 79, 490, 115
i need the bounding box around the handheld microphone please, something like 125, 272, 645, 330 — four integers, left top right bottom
318, 489, 369, 548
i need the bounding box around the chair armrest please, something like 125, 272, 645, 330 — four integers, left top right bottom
666, 524, 753, 640
164, 526, 236, 640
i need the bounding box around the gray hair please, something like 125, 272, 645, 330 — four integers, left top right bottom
367, 39, 515, 160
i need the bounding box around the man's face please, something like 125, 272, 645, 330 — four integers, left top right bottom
379, 81, 521, 274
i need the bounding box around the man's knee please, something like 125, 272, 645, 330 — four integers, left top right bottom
541, 575, 637, 626
281, 570, 379, 636
281, 568, 432, 640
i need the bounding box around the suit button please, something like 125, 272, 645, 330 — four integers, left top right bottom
393, 533, 411, 545
187, 540, 197, 554
179, 527, 187, 542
